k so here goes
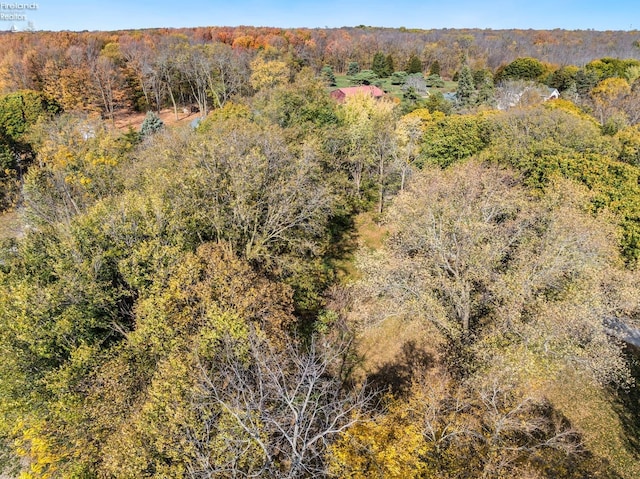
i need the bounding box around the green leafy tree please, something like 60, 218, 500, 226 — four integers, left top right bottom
474, 69, 495, 106
472, 69, 492, 88
575, 68, 600, 95
394, 113, 425, 190
616, 125, 640, 166
0, 91, 60, 143
250, 55, 290, 91
0, 90, 61, 208
420, 113, 488, 167
339, 92, 397, 205
485, 105, 640, 264
561, 81, 579, 102
24, 114, 127, 228
0, 229, 304, 477
548, 65, 580, 91
590, 77, 631, 126
401, 87, 423, 114
496, 57, 546, 82
253, 68, 338, 130
586, 57, 640, 81
139, 118, 334, 264
403, 87, 420, 102
476, 82, 495, 106
0, 147, 17, 210
625, 64, 640, 84
0, 107, 355, 477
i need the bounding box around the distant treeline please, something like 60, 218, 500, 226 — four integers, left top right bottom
0, 26, 639, 115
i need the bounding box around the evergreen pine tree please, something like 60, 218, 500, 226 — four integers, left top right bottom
425, 74, 444, 88
140, 111, 164, 137
372, 52, 389, 77
456, 64, 476, 107
476, 81, 495, 106
391, 71, 408, 85
562, 81, 579, 102
350, 70, 379, 86
406, 54, 422, 74
347, 61, 360, 76
474, 70, 495, 105
401, 87, 422, 113
385, 54, 395, 77
321, 65, 337, 86
575, 69, 599, 95
429, 60, 441, 76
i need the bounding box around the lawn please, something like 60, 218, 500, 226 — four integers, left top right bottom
331, 74, 457, 101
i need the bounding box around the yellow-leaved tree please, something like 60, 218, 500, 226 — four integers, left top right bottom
250, 55, 290, 91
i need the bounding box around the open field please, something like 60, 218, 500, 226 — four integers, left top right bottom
332, 74, 457, 100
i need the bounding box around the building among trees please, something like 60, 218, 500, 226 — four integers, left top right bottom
330, 85, 385, 103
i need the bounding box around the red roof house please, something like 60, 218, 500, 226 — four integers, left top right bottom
330, 85, 385, 103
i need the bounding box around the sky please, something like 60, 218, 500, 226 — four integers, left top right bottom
4, 0, 640, 32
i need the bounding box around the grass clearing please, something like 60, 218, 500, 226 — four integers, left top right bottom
330, 74, 458, 101
355, 315, 440, 388
545, 371, 640, 479
354, 211, 388, 250
333, 210, 440, 391
331, 211, 388, 283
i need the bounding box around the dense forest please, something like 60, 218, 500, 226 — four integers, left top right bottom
0, 26, 640, 478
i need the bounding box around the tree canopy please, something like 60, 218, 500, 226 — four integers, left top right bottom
1, 25, 640, 479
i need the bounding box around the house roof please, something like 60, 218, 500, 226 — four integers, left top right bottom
496, 84, 561, 110
330, 85, 385, 101
543, 87, 560, 99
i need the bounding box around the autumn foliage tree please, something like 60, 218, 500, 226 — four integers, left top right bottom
1, 25, 640, 479
350, 161, 639, 477
0, 89, 60, 208
0, 115, 355, 478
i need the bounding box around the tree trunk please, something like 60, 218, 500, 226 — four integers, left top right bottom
378, 155, 385, 214
167, 84, 178, 120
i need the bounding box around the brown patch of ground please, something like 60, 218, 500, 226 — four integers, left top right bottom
355, 315, 441, 395
332, 212, 389, 282
113, 108, 203, 131
354, 211, 388, 251
0, 209, 23, 240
